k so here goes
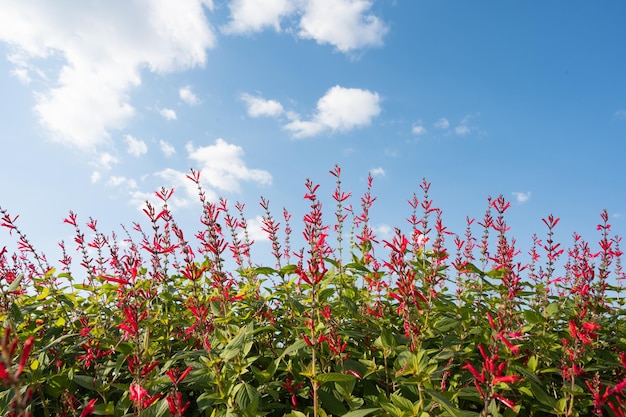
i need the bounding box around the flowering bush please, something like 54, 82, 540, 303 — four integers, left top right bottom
0, 165, 625, 417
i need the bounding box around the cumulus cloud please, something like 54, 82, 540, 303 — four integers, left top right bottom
285, 85, 381, 138
130, 138, 271, 211
160, 108, 177, 120
186, 138, 272, 192
124, 134, 148, 157
298, 0, 388, 53
222, 0, 387, 52
159, 140, 176, 157
244, 216, 271, 242
374, 224, 392, 240
222, 0, 295, 34
412, 124, 426, 135
94, 152, 118, 170
370, 167, 385, 176
0, 1, 216, 150
512, 191, 531, 203
179, 85, 201, 106
241, 93, 284, 117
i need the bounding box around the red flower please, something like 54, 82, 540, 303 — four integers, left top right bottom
129, 383, 162, 409
167, 392, 190, 415
79, 399, 97, 417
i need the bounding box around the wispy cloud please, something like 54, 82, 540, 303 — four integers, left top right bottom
179, 86, 201, 106
159, 140, 176, 157
94, 152, 118, 170
455, 125, 470, 135
512, 191, 531, 203
434, 118, 450, 129
615, 109, 626, 119
240, 93, 284, 117
284, 85, 381, 138
0, 2, 216, 150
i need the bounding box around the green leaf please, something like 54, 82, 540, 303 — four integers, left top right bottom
281, 339, 307, 358
36, 286, 50, 300
523, 309, 544, 325
92, 402, 115, 415
234, 382, 259, 414
316, 373, 356, 384
342, 408, 380, 417
345, 262, 371, 273
318, 388, 348, 416
426, 390, 473, 417
279, 264, 298, 275
220, 324, 251, 360
72, 374, 102, 391
545, 302, 560, 318
254, 266, 278, 275
7, 273, 24, 293
390, 393, 414, 411
531, 382, 556, 408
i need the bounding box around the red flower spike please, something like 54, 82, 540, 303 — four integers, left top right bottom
17, 336, 34, 376
493, 375, 521, 385
492, 393, 516, 410
79, 399, 98, 417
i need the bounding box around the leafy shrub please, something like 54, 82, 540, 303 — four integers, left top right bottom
0, 165, 625, 417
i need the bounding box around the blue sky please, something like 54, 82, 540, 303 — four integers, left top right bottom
0, 1, 625, 276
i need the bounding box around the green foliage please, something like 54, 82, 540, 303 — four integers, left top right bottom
0, 167, 625, 416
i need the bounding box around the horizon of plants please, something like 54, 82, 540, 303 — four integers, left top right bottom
0, 165, 625, 417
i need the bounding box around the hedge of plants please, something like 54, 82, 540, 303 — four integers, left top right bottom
0, 165, 625, 416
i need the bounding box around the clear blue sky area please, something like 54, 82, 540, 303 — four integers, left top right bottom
1, 1, 625, 279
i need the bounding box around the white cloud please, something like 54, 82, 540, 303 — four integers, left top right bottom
370, 167, 385, 176
285, 85, 381, 138
512, 191, 531, 203
95, 152, 118, 170
374, 224, 392, 240
186, 138, 272, 192
244, 216, 270, 242
159, 140, 176, 157
615, 109, 626, 119
130, 138, 272, 211
124, 134, 148, 157
241, 93, 284, 117
160, 108, 177, 120
299, 0, 388, 53
0, 1, 216, 150
412, 124, 426, 135
221, 0, 387, 53
91, 171, 101, 183
222, 0, 295, 34
434, 118, 449, 129
179, 86, 201, 106
455, 125, 470, 135
106, 175, 137, 188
